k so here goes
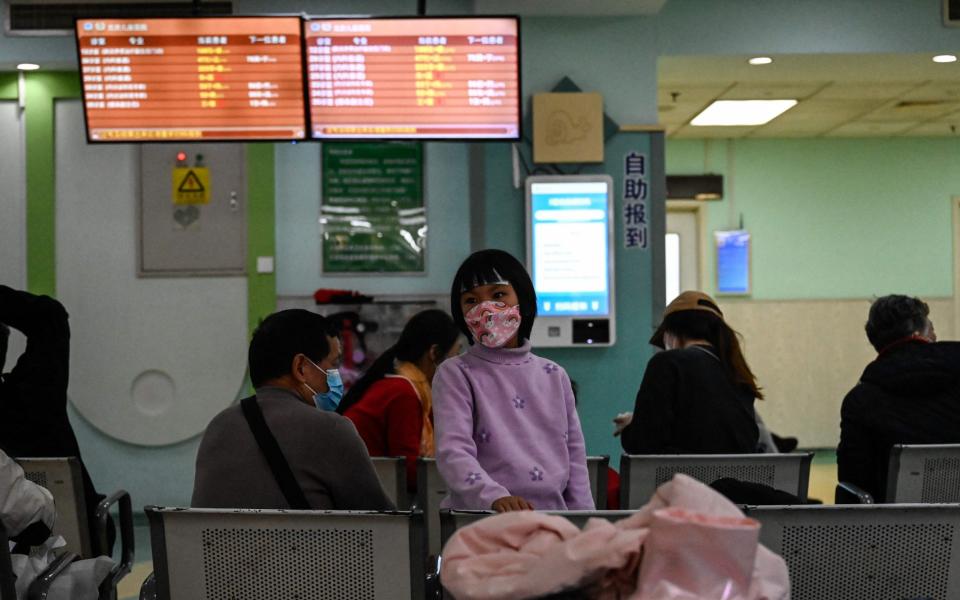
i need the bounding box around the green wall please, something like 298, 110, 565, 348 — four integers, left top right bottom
667, 137, 960, 300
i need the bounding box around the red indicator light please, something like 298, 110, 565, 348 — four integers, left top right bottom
176, 151, 187, 162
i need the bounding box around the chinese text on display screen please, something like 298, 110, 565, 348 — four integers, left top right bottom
76, 17, 307, 142
530, 181, 611, 317
305, 18, 520, 140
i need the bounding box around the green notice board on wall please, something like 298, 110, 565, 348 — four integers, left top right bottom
321, 143, 425, 273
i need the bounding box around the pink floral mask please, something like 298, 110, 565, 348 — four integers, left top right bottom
465, 301, 522, 348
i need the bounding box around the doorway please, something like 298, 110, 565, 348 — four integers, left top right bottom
665, 202, 703, 304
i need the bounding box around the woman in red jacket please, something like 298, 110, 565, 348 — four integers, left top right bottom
339, 309, 462, 490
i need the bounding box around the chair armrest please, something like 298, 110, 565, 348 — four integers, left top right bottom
835, 481, 874, 504
96, 490, 135, 586
27, 552, 78, 600
425, 555, 442, 600
139, 572, 157, 600
0, 522, 17, 600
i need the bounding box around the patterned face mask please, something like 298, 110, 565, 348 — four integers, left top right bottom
465, 301, 522, 348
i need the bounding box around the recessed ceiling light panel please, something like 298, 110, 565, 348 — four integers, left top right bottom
691, 99, 798, 126
933, 54, 958, 63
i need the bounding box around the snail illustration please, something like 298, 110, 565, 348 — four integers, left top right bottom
545, 110, 592, 146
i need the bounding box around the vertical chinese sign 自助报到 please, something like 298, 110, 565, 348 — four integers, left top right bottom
321, 142, 426, 273
622, 151, 649, 250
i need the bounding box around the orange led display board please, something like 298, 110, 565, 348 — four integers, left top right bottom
76, 17, 307, 142
304, 17, 520, 140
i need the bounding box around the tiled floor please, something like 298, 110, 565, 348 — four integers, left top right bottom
808, 449, 839, 504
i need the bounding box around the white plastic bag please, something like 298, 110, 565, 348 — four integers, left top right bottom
10, 536, 114, 600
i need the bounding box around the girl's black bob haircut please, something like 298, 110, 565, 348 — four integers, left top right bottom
450, 249, 537, 344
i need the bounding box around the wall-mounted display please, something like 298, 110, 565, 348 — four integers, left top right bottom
305, 17, 520, 140
76, 17, 307, 142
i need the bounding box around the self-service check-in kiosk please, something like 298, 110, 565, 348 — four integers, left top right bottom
526, 175, 615, 347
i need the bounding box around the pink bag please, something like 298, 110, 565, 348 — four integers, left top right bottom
635, 508, 759, 599
440, 474, 790, 600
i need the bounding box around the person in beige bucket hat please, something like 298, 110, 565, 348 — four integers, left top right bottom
615, 291, 766, 455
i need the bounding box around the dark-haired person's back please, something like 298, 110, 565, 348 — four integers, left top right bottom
621, 346, 759, 454
339, 309, 461, 491
192, 309, 393, 511
619, 291, 761, 455
838, 295, 960, 502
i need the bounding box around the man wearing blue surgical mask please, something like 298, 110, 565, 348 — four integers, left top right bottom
192, 309, 393, 511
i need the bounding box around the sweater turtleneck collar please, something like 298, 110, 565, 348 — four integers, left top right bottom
466, 339, 533, 365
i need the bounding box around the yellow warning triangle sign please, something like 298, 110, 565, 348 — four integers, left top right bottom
178, 170, 205, 193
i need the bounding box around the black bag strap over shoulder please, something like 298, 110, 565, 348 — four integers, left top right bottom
240, 396, 311, 510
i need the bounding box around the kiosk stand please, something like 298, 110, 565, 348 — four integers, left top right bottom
526, 175, 616, 347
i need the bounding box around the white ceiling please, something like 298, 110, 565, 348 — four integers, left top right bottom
660, 53, 960, 138
473, 0, 667, 16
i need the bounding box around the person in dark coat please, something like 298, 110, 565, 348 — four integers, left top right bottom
837, 294, 960, 502
617, 291, 761, 455
0, 285, 109, 554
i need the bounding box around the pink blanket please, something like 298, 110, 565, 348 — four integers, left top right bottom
440, 474, 789, 600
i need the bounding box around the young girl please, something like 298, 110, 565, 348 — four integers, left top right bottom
433, 249, 594, 512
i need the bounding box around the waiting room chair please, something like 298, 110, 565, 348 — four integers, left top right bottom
439, 509, 636, 550
619, 453, 813, 509
421, 457, 612, 558
586, 456, 609, 509
744, 503, 960, 600
416, 458, 448, 560
15, 458, 90, 557
371, 456, 410, 510
886, 443, 960, 503
141, 507, 425, 600
14, 458, 134, 600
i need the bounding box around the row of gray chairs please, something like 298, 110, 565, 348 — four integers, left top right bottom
439, 504, 960, 600
139, 503, 960, 600
9, 458, 135, 600
395, 453, 813, 559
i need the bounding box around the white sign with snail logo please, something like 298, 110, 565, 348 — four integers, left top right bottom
532, 92, 604, 164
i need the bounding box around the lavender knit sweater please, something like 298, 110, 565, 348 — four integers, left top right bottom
433, 340, 594, 510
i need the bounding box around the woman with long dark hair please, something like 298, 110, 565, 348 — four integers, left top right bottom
339, 309, 462, 489
618, 291, 763, 454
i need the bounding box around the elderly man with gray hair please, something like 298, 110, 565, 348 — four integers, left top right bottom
837, 294, 960, 502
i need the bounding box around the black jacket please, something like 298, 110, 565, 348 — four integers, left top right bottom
621, 346, 759, 455
0, 285, 107, 553
837, 340, 960, 502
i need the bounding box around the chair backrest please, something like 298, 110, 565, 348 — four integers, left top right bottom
15, 457, 91, 557
439, 510, 636, 551
744, 503, 960, 600
145, 507, 424, 600
887, 444, 960, 503
586, 456, 609, 509
619, 453, 813, 509
416, 458, 448, 559
371, 457, 409, 510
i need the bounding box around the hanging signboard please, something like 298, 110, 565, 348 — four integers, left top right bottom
321, 142, 426, 273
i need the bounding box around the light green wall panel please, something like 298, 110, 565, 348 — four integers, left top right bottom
667, 137, 960, 300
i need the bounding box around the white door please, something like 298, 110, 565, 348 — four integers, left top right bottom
665, 209, 700, 304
